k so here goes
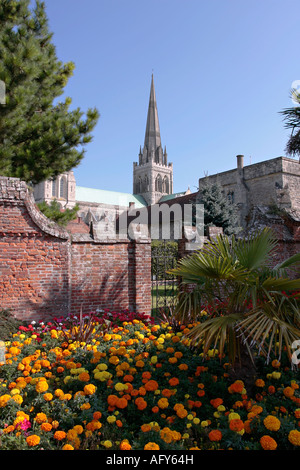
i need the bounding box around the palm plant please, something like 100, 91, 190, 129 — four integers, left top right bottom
171, 228, 300, 387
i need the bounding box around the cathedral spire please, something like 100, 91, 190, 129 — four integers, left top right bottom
144, 74, 161, 152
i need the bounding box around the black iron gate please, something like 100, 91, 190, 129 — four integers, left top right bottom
151, 240, 179, 315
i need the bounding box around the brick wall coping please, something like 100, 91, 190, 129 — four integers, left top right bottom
0, 176, 69, 240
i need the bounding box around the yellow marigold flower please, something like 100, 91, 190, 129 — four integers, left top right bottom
115, 382, 127, 392
263, 415, 281, 432
26, 435, 40, 447
96, 363, 108, 371
103, 440, 113, 448
228, 412, 241, 421
12, 394, 23, 405
288, 430, 300, 446
107, 415, 117, 424
36, 380, 49, 393
271, 371, 281, 379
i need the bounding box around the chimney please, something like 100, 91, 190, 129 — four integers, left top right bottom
236, 155, 244, 169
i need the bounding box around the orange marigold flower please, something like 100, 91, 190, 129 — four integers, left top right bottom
93, 411, 102, 420
26, 435, 40, 447
255, 379, 265, 388
208, 430, 222, 442
228, 380, 244, 394
144, 442, 160, 450
54, 430, 67, 441
288, 430, 300, 446
244, 420, 252, 434
210, 398, 223, 408
263, 415, 281, 432
35, 380, 49, 393
35, 412, 47, 424
294, 409, 300, 419
62, 444, 74, 450
142, 371, 151, 380
268, 386, 276, 395
41, 422, 52, 432
135, 397, 147, 410
174, 351, 183, 358
157, 398, 169, 409
116, 397, 128, 409
144, 380, 159, 392
169, 377, 179, 387
83, 384, 96, 395
78, 372, 90, 382
141, 424, 152, 432
172, 336, 180, 343
136, 360, 145, 368
229, 419, 244, 432
283, 386, 295, 398
107, 394, 118, 406
260, 435, 277, 450
123, 374, 134, 382
168, 357, 177, 364
120, 440, 131, 450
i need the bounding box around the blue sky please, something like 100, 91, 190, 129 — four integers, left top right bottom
41, 0, 299, 194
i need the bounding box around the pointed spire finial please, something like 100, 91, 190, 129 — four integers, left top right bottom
144, 73, 161, 152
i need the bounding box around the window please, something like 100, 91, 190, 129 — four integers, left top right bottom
59, 177, 67, 199
155, 174, 162, 192
162, 176, 169, 194
144, 175, 149, 192
227, 191, 234, 204
52, 179, 56, 197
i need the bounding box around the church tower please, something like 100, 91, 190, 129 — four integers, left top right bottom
133, 74, 173, 205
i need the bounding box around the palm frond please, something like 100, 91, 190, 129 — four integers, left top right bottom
184, 313, 243, 363
234, 228, 277, 270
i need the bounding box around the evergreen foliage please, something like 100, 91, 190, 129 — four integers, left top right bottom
37, 199, 80, 227
0, 0, 99, 184
195, 180, 241, 236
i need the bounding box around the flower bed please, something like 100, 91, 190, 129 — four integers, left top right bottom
0, 310, 300, 450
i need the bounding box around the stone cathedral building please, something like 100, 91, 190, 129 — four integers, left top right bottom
33, 74, 190, 233
33, 74, 300, 238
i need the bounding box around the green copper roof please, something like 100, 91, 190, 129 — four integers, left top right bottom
159, 192, 186, 202
76, 186, 147, 208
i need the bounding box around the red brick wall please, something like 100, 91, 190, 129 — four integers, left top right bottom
0, 177, 152, 321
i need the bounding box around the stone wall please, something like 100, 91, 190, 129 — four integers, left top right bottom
198, 156, 300, 228
0, 177, 152, 321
